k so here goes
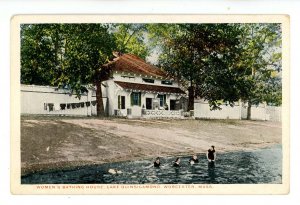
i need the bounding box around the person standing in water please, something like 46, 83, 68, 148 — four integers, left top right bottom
189, 154, 199, 165
153, 157, 161, 167
207, 146, 216, 162
173, 157, 180, 167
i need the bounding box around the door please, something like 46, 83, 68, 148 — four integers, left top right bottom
170, 100, 176, 110
146, 98, 152, 110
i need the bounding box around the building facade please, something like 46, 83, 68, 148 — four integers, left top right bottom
103, 53, 187, 118
21, 84, 100, 116
21, 53, 187, 118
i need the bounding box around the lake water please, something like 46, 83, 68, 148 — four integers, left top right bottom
21, 145, 282, 184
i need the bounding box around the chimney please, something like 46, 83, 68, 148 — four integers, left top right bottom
113, 51, 123, 57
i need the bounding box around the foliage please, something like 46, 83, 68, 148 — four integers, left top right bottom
21, 24, 115, 89
21, 24, 116, 115
21, 24, 60, 85
235, 23, 282, 107
21, 23, 151, 116
21, 23, 282, 117
148, 23, 282, 112
113, 24, 149, 59
149, 23, 243, 110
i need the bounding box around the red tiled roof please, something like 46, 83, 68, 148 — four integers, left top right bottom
114, 81, 186, 94
105, 53, 168, 78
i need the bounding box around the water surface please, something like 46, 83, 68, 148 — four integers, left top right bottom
22, 145, 282, 184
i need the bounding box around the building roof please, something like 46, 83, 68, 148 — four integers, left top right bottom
105, 53, 168, 78
114, 81, 186, 95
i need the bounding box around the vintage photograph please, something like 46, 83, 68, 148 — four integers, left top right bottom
11, 15, 289, 194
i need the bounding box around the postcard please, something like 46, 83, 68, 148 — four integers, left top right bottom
11, 14, 289, 194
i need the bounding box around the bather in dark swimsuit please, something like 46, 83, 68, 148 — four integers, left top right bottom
189, 158, 199, 163
208, 149, 215, 161
154, 161, 160, 167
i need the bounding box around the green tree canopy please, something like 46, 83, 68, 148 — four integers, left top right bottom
21, 23, 282, 118
113, 24, 149, 59
149, 23, 244, 110
21, 23, 152, 116
21, 24, 116, 116
235, 24, 282, 118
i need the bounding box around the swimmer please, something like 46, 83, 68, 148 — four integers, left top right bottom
207, 145, 216, 162
189, 154, 199, 165
173, 157, 180, 167
154, 157, 161, 168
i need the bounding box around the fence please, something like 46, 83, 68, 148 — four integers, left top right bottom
194, 101, 241, 120
241, 104, 268, 120
266, 106, 282, 122
194, 101, 281, 121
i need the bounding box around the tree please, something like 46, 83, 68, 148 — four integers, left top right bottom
113, 24, 150, 59
21, 24, 116, 116
149, 24, 243, 110
235, 24, 282, 119
21, 23, 150, 116
21, 24, 62, 85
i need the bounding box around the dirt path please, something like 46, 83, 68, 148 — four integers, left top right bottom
21, 116, 281, 175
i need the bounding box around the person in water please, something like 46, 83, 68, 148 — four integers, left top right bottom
154, 157, 161, 167
207, 146, 216, 162
189, 154, 199, 165
173, 157, 180, 167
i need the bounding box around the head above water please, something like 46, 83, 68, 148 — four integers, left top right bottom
175, 157, 180, 163
192, 155, 197, 160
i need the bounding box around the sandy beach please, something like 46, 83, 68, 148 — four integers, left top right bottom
21, 116, 282, 175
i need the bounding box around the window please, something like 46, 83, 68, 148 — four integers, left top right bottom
118, 95, 126, 109
131, 92, 141, 106
48, 103, 54, 111
161, 80, 173, 85
121, 75, 135, 79
60, 104, 66, 110
71, 103, 76, 109
142, 78, 154, 83
157, 94, 166, 107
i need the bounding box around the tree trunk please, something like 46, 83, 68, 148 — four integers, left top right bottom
96, 81, 105, 117
246, 101, 252, 120
188, 86, 195, 111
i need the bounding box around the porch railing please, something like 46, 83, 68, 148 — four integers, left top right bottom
142, 109, 182, 118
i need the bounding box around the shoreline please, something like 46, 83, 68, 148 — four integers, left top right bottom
21, 117, 282, 176
21, 143, 281, 176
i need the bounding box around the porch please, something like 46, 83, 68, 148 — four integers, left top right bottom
141, 109, 183, 119
114, 108, 183, 119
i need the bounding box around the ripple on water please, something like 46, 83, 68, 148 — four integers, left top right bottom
22, 145, 282, 184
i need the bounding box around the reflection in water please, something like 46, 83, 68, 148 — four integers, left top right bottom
22, 145, 282, 184
207, 162, 216, 182
174, 167, 180, 176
